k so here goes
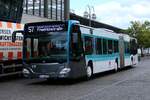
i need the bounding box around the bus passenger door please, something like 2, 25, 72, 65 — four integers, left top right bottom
119, 36, 125, 68
69, 25, 86, 78
130, 39, 138, 65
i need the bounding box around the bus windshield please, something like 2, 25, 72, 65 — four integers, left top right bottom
25, 31, 67, 63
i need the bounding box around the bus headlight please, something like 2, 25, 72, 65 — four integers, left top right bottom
32, 65, 37, 69
59, 68, 71, 75
23, 68, 30, 74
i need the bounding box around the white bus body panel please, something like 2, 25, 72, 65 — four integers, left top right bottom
93, 59, 116, 74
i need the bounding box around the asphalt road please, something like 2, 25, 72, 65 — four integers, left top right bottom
0, 57, 150, 100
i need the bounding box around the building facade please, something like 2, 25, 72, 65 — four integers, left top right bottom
23, 0, 65, 21
0, 0, 23, 23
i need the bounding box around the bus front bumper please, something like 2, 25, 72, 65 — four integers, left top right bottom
22, 67, 71, 79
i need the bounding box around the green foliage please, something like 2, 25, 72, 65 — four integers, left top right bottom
126, 21, 150, 48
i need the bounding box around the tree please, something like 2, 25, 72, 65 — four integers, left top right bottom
126, 21, 150, 56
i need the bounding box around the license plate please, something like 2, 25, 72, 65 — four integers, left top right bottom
39, 75, 49, 78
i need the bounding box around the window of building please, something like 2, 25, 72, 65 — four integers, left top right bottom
0, 0, 23, 22
24, 0, 64, 21
84, 36, 93, 55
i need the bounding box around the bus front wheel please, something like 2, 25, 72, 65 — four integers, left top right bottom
86, 66, 93, 79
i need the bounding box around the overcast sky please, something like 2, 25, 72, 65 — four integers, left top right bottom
70, 0, 150, 29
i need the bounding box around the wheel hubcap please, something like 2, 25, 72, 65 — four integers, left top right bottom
87, 66, 92, 77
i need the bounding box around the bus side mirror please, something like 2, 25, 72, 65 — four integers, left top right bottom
12, 32, 16, 42
12, 30, 24, 42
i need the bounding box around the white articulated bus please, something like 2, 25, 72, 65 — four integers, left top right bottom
13, 20, 138, 79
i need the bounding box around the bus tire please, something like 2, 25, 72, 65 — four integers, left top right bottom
114, 63, 118, 72
114, 58, 119, 72
0, 65, 2, 74
131, 56, 134, 66
86, 66, 93, 79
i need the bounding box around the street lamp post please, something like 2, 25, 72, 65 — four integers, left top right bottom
64, 0, 70, 20
84, 5, 96, 27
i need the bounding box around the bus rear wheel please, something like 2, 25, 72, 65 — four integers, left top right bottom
114, 63, 119, 72
86, 66, 93, 79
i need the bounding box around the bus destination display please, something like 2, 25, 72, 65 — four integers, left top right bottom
26, 23, 67, 33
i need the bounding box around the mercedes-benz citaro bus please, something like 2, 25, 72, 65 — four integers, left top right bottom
12, 20, 138, 80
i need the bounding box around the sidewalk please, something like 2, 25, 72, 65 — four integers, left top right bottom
140, 55, 150, 61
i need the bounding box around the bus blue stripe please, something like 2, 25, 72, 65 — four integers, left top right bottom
85, 53, 130, 61
82, 34, 118, 41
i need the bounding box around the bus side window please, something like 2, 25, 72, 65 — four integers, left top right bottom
84, 36, 93, 55
130, 39, 138, 55
108, 40, 113, 54
96, 38, 102, 55
103, 39, 107, 54
125, 42, 130, 54
114, 40, 119, 53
